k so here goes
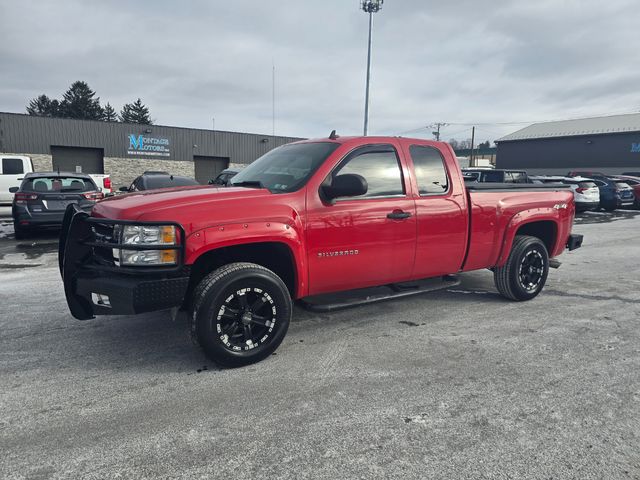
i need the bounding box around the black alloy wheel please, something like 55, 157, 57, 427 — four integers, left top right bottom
518, 249, 545, 292
494, 235, 549, 301
191, 262, 292, 367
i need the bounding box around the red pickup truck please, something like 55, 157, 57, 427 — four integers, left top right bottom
60, 134, 583, 367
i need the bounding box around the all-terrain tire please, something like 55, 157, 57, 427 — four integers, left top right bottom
191, 262, 292, 367
494, 235, 549, 301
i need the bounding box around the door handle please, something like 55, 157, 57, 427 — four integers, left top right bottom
387, 210, 412, 220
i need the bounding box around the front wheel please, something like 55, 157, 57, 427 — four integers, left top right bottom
494, 235, 549, 301
191, 262, 292, 367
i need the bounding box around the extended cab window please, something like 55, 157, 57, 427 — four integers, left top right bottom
333, 148, 404, 199
2, 158, 24, 175
409, 145, 449, 195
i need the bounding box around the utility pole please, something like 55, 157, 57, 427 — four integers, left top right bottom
272, 61, 276, 138
361, 0, 384, 136
470, 126, 476, 167
431, 122, 448, 141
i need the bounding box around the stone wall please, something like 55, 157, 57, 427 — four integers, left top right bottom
103, 157, 195, 190
1, 152, 201, 191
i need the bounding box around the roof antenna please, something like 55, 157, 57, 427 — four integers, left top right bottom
329, 130, 338, 140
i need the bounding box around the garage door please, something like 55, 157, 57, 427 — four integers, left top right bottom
194, 156, 229, 184
51, 146, 104, 174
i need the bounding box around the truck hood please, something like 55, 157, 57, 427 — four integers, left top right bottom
92, 185, 273, 222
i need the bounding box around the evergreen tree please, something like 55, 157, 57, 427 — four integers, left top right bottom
26, 94, 60, 117
102, 103, 118, 122
59, 81, 103, 120
119, 98, 153, 124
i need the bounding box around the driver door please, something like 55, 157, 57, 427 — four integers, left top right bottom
305, 144, 417, 295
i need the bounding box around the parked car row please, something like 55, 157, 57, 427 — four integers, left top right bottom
462, 167, 638, 212
4, 166, 242, 238
530, 174, 638, 211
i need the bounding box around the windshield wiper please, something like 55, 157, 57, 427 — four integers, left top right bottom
231, 180, 264, 189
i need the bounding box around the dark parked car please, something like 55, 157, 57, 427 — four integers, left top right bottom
611, 175, 640, 209
462, 169, 532, 184
589, 177, 635, 211
10, 172, 103, 239
208, 168, 239, 186
119, 172, 200, 192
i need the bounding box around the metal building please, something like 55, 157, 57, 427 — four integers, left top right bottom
0, 112, 302, 188
495, 113, 640, 175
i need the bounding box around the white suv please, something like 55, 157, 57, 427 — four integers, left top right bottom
530, 175, 600, 212
562, 177, 600, 212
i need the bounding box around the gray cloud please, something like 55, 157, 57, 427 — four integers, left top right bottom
0, 0, 637, 144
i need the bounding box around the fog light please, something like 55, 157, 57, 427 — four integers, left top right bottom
91, 293, 111, 307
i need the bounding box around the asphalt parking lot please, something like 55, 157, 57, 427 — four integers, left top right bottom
1, 211, 639, 479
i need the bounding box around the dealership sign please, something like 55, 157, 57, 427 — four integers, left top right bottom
127, 134, 170, 157
632, 143, 640, 153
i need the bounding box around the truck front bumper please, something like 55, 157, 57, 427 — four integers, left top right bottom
60, 204, 189, 320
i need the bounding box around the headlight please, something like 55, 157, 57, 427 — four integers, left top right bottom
113, 224, 179, 266
122, 225, 176, 245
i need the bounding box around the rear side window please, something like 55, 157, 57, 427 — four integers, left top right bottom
409, 145, 449, 195
579, 182, 597, 189
510, 172, 529, 184
2, 158, 24, 175
480, 171, 504, 182
145, 176, 199, 189
623, 179, 639, 185
22, 176, 96, 192
334, 148, 404, 199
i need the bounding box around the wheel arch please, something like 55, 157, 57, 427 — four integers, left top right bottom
184, 241, 301, 310
496, 213, 560, 267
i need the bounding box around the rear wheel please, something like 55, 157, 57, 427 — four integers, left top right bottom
191, 262, 292, 367
494, 235, 549, 301
13, 221, 28, 240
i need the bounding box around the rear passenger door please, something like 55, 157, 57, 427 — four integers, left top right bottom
404, 144, 468, 278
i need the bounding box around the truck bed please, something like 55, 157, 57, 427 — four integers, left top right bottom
463, 184, 574, 271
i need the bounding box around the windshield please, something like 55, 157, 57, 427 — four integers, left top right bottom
230, 142, 340, 193
22, 176, 97, 193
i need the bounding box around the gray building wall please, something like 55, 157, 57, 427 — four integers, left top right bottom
496, 132, 640, 175
0, 112, 303, 189
0, 112, 301, 163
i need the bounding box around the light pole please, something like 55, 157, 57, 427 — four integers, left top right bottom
361, 0, 383, 136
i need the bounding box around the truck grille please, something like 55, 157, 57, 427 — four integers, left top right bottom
90, 221, 118, 266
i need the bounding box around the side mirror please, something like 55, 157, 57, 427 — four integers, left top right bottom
9, 187, 19, 193
119, 186, 129, 192
321, 173, 368, 202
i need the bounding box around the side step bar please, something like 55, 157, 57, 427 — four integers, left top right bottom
299, 275, 461, 313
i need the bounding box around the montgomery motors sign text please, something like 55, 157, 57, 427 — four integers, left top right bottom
127, 134, 171, 157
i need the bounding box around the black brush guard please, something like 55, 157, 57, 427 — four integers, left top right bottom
59, 204, 190, 320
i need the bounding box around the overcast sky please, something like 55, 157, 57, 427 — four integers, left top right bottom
1, 0, 638, 143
